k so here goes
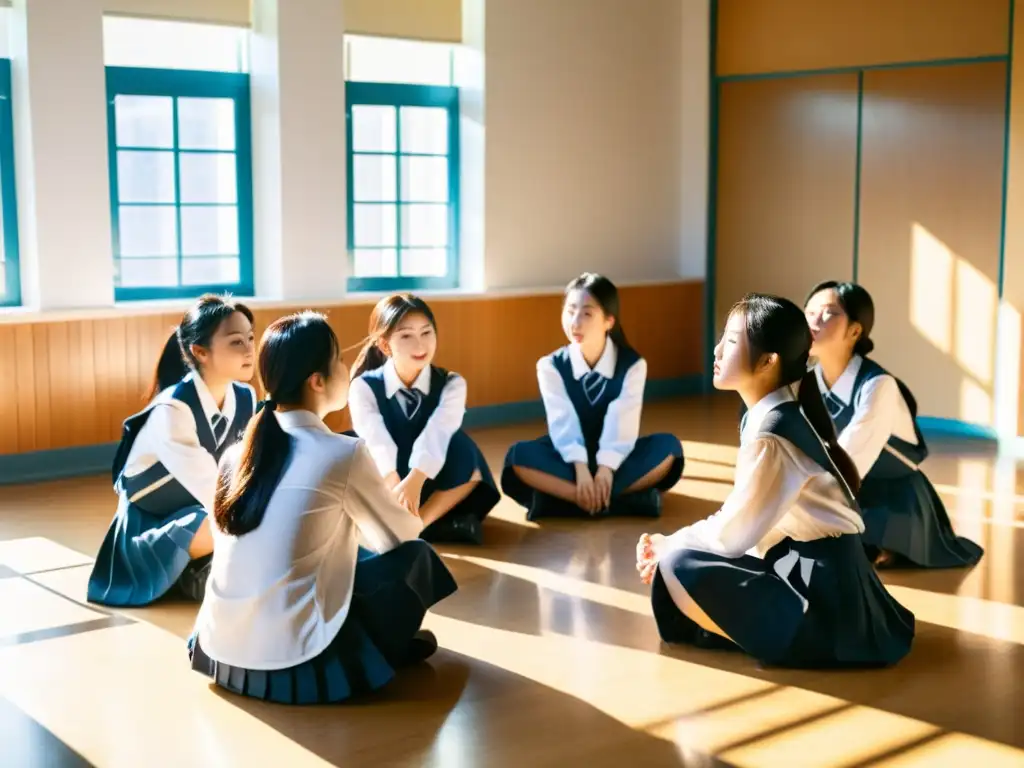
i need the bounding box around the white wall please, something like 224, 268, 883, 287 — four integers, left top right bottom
479, 0, 708, 290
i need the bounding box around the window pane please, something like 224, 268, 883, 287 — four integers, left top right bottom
115, 95, 174, 149
401, 248, 448, 277
353, 249, 398, 278
118, 258, 178, 287
400, 107, 448, 155
181, 206, 239, 255
117, 150, 176, 203
103, 17, 248, 73
353, 155, 397, 202
178, 98, 236, 151
401, 204, 448, 247
179, 152, 237, 204
346, 35, 453, 86
181, 257, 240, 286
352, 106, 397, 153
119, 205, 177, 257
354, 204, 397, 247
400, 156, 447, 203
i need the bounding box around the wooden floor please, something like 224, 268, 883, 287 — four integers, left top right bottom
1, 394, 1023, 767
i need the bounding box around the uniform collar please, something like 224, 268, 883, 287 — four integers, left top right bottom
741, 386, 796, 445
568, 338, 617, 380
814, 354, 862, 406
274, 408, 333, 434
382, 358, 432, 398
187, 371, 235, 424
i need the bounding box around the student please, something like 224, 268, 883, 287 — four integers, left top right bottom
804, 280, 984, 569
188, 311, 457, 704
87, 295, 257, 607
637, 293, 915, 669
502, 273, 684, 519
347, 294, 499, 545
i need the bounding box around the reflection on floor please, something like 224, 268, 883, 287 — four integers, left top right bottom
1, 395, 1022, 767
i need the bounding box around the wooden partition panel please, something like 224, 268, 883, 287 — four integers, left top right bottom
857, 63, 1007, 424
0, 282, 703, 455
715, 75, 858, 334
717, 0, 1010, 77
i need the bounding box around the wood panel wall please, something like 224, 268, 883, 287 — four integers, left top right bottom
857, 63, 1007, 423
0, 281, 703, 455
716, 0, 1010, 77
714, 74, 858, 336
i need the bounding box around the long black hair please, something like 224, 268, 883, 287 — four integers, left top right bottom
350, 293, 437, 380
806, 280, 876, 357
564, 272, 632, 351
144, 294, 254, 402
214, 311, 340, 536
733, 292, 861, 497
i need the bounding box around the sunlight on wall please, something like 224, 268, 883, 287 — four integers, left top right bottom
994, 301, 1022, 439
910, 223, 954, 354
910, 223, 1000, 427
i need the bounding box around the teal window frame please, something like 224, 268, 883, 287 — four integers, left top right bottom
346, 81, 460, 292
0, 59, 22, 307
106, 66, 254, 302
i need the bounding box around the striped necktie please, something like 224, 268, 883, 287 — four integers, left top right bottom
824, 392, 846, 420
581, 371, 606, 406
398, 388, 423, 420
211, 413, 228, 445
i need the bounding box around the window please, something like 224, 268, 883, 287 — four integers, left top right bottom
105, 19, 253, 301
0, 58, 21, 307
346, 37, 460, 291
103, 16, 248, 73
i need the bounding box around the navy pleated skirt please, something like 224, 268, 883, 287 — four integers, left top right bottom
652, 534, 916, 668
500, 433, 684, 519
87, 497, 209, 607
859, 471, 984, 568
188, 540, 458, 705
418, 430, 500, 544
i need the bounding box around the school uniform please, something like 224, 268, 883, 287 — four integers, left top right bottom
347, 359, 499, 545
816, 355, 984, 568
86, 372, 256, 607
187, 409, 458, 704
501, 340, 684, 519
651, 387, 915, 668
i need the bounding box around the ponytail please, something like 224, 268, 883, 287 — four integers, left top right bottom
145, 331, 188, 402
214, 403, 291, 536
350, 339, 388, 380
796, 370, 861, 498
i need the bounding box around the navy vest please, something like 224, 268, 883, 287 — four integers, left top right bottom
755, 401, 858, 509
112, 378, 254, 515
824, 358, 926, 481
358, 365, 452, 477
549, 344, 642, 451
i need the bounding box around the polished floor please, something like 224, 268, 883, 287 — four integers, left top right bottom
1, 394, 1023, 767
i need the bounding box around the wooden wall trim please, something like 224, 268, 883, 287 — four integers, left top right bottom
0, 282, 705, 455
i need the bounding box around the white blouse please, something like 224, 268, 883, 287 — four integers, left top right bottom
661, 387, 863, 560
815, 355, 919, 478
536, 339, 646, 470
348, 359, 467, 479
121, 371, 256, 513
193, 409, 424, 670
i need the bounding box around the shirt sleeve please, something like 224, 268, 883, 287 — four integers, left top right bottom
342, 440, 424, 552
146, 401, 220, 513
662, 437, 807, 559
537, 356, 588, 465
347, 376, 400, 477
409, 373, 467, 479
596, 358, 646, 470
837, 375, 902, 479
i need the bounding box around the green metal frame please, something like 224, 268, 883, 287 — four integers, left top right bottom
0, 59, 21, 307
106, 66, 254, 302
345, 81, 460, 293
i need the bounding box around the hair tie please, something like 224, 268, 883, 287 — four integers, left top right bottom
264, 398, 277, 411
